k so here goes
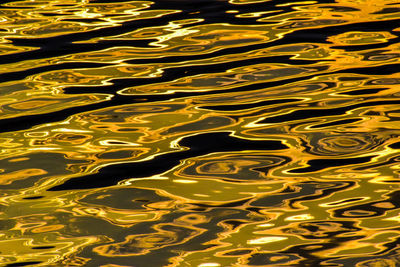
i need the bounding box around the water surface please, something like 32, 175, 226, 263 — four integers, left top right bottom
1, 0, 400, 266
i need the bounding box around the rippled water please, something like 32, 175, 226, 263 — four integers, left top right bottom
1, 0, 400, 266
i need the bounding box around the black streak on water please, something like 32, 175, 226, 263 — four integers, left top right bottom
309, 118, 362, 128
48, 132, 288, 190
5, 262, 42, 267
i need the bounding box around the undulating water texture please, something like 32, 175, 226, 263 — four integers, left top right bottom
0, 0, 400, 266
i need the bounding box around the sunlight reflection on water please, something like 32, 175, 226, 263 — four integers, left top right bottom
0, 0, 400, 266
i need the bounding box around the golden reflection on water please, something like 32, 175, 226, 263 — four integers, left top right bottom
0, 0, 400, 266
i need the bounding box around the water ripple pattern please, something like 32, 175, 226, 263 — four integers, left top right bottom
0, 0, 400, 266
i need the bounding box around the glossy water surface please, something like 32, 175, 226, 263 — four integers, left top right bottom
1, 0, 400, 266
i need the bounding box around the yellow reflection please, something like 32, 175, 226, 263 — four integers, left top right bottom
285, 214, 314, 221
0, 169, 47, 185
276, 1, 318, 6
198, 263, 221, 267
172, 179, 198, 184
1, 0, 400, 266
247, 236, 288, 245
328, 31, 397, 46
0, 0, 160, 39
229, 0, 271, 4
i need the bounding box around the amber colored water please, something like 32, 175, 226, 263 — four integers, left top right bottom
1, 0, 400, 266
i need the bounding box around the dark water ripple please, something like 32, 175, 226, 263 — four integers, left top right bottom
1, 0, 400, 266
